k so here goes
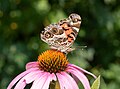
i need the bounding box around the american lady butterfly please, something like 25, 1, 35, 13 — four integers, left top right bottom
41, 13, 81, 54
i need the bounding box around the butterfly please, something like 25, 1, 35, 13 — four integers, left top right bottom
41, 13, 81, 54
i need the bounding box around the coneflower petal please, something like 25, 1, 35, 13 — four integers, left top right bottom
7, 68, 39, 89
22, 70, 42, 84
67, 68, 91, 89
50, 73, 57, 81
14, 79, 26, 89
26, 62, 39, 70
68, 64, 96, 78
31, 72, 48, 89
55, 74, 64, 89
56, 73, 73, 89
60, 72, 79, 89
42, 73, 56, 89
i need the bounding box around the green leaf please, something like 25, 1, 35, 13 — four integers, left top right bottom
91, 75, 100, 89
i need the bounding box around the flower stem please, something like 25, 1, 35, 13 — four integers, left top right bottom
49, 80, 60, 89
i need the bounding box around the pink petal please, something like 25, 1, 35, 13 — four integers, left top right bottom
14, 79, 26, 89
42, 73, 56, 89
67, 67, 91, 89
56, 73, 66, 89
30, 72, 49, 89
70, 73, 79, 84
49, 73, 57, 81
22, 70, 43, 84
56, 72, 73, 89
68, 64, 96, 78
7, 68, 39, 89
60, 72, 79, 89
26, 62, 39, 70
55, 75, 64, 89
14, 70, 43, 89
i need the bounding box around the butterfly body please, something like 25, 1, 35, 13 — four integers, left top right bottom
41, 13, 81, 53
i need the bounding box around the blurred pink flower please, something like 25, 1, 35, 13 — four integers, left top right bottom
7, 50, 96, 89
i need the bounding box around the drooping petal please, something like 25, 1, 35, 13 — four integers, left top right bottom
70, 73, 79, 84
14, 70, 42, 89
42, 73, 56, 89
7, 68, 39, 89
56, 73, 66, 89
22, 70, 43, 84
67, 67, 91, 89
30, 73, 44, 89
60, 72, 79, 89
56, 72, 73, 89
68, 64, 96, 78
55, 74, 64, 89
26, 62, 39, 70
14, 79, 26, 89
30, 72, 49, 89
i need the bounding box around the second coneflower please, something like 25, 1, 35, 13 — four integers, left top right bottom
7, 50, 96, 89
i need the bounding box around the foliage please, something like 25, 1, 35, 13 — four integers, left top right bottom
91, 76, 100, 89
0, 0, 120, 89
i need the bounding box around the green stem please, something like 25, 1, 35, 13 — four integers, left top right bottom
49, 80, 60, 89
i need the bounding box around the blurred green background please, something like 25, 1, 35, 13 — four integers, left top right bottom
0, 0, 120, 89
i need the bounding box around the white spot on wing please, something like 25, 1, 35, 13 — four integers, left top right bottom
72, 27, 79, 32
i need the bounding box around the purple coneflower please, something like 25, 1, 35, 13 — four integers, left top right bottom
7, 50, 96, 89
